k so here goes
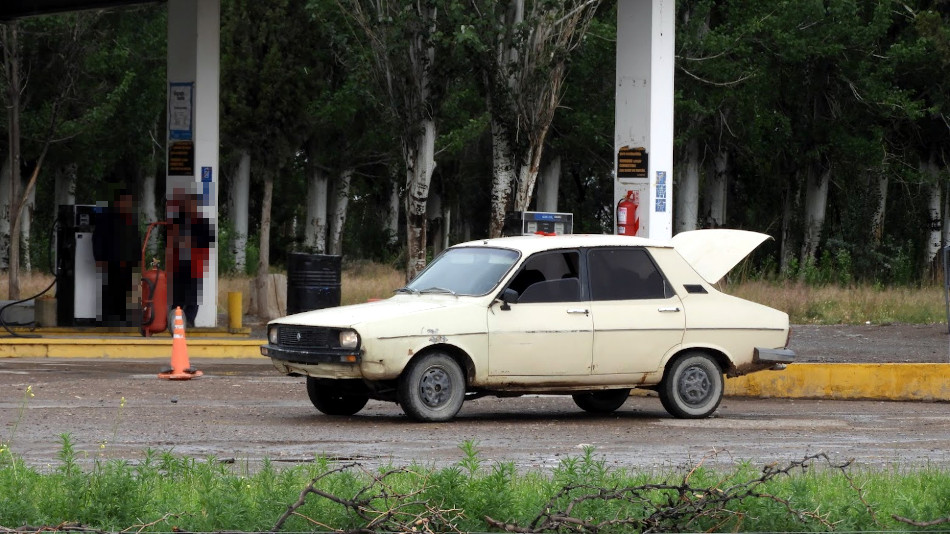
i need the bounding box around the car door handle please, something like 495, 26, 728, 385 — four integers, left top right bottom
658, 306, 681, 313
567, 308, 590, 315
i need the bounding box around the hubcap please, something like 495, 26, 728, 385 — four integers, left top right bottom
419, 366, 453, 408
678, 365, 711, 406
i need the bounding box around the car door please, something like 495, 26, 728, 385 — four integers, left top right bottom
587, 247, 684, 375
487, 250, 593, 377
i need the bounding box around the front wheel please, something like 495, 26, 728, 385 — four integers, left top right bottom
397, 352, 466, 422
306, 378, 369, 416
658, 352, 723, 419
572, 389, 630, 414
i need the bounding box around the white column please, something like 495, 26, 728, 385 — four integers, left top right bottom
614, 0, 675, 240
166, 0, 220, 327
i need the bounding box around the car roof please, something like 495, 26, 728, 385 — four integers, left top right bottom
450, 234, 672, 256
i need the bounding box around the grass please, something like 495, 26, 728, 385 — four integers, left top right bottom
2, 266, 946, 325
723, 279, 947, 324
0, 438, 949, 532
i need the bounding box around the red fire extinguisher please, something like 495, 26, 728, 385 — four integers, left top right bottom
140, 221, 169, 337
617, 190, 640, 236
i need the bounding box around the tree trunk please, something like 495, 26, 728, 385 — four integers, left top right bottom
871, 171, 888, 247
536, 155, 561, 213
254, 172, 278, 319
0, 157, 10, 271
675, 137, 700, 233
943, 183, 950, 255
780, 176, 800, 275
19, 176, 34, 273
230, 150, 251, 272
800, 165, 830, 268
443, 205, 451, 251
328, 168, 352, 257
513, 145, 543, 213
4, 23, 22, 300
923, 157, 942, 265
704, 150, 728, 228
304, 163, 328, 254
385, 174, 399, 246
427, 190, 443, 257
489, 118, 515, 238
404, 118, 436, 281
54, 164, 77, 210
139, 164, 158, 257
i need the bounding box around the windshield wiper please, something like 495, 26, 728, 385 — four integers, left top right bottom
394, 287, 419, 295
419, 287, 457, 296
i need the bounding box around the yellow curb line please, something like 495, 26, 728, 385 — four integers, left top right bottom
4, 327, 253, 337
0, 342, 947, 402
724, 363, 950, 402
0, 337, 265, 359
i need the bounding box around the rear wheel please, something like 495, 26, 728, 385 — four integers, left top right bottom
658, 352, 723, 419
398, 352, 466, 422
306, 378, 369, 416
572, 389, 630, 414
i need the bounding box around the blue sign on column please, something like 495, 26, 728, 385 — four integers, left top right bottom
201, 166, 213, 207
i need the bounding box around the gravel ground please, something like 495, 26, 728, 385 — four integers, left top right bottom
790, 323, 950, 364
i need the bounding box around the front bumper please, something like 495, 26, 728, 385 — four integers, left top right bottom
260, 344, 361, 365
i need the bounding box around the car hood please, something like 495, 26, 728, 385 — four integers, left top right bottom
671, 229, 771, 284
270, 295, 467, 328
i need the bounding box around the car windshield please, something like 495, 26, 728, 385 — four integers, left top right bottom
404, 247, 520, 296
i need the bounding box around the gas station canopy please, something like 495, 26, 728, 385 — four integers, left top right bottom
0, 0, 160, 21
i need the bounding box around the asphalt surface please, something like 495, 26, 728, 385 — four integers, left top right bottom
2, 334, 949, 472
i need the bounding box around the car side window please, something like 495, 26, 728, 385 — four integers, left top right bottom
507, 250, 580, 303
588, 248, 670, 301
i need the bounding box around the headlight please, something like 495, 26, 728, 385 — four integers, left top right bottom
268, 326, 279, 344
339, 329, 360, 349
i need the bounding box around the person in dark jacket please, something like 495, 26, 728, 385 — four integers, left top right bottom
92, 189, 141, 326
167, 190, 215, 327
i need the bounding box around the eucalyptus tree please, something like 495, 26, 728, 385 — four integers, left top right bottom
2, 10, 144, 297
221, 0, 324, 315
455, 0, 599, 237
340, 0, 449, 280
885, 1, 950, 269
546, 5, 616, 233
299, 0, 394, 258
671, 0, 760, 233
727, 0, 896, 274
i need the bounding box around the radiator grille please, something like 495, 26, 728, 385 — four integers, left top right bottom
277, 326, 332, 347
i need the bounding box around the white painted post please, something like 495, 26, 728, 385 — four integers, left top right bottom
614, 0, 675, 241
166, 0, 220, 327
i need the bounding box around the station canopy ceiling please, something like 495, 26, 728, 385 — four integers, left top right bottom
0, 0, 162, 21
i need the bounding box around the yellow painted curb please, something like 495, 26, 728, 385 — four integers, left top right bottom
3, 326, 252, 337
0, 337, 265, 359
725, 363, 950, 401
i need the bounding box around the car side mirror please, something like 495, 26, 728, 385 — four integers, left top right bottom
500, 288, 519, 311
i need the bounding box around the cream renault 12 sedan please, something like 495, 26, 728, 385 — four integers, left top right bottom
260, 230, 795, 422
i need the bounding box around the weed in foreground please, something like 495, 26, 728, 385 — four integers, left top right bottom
2, 443, 950, 532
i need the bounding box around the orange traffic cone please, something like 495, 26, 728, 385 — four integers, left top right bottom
158, 307, 203, 380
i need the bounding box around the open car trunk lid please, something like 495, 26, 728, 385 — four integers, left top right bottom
671, 229, 771, 284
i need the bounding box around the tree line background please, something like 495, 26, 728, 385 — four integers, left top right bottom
2, 0, 949, 301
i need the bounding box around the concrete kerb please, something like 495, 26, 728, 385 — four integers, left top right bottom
1, 336, 948, 401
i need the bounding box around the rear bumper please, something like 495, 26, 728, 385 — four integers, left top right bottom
754, 347, 796, 367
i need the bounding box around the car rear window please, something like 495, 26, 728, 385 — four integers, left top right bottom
588, 248, 669, 301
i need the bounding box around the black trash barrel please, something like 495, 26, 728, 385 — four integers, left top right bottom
286, 253, 342, 314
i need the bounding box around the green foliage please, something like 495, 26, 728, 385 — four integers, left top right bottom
5, 0, 950, 288
3, 442, 950, 532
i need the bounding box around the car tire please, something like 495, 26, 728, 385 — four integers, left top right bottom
658, 352, 723, 419
397, 352, 466, 422
306, 377, 369, 416
572, 389, 630, 414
